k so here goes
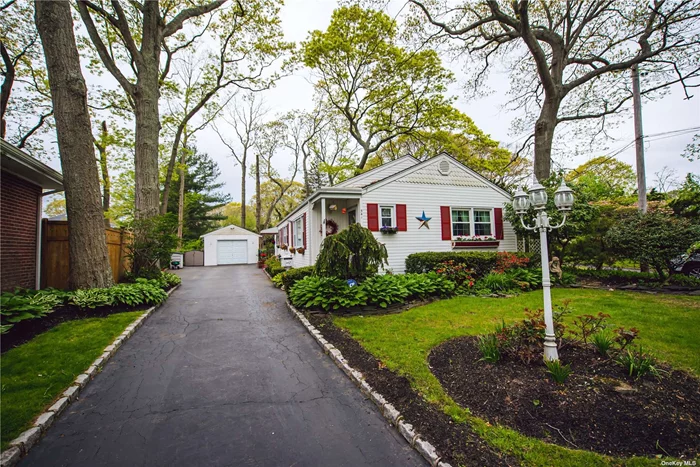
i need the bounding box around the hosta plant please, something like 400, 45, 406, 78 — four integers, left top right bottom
290, 276, 367, 311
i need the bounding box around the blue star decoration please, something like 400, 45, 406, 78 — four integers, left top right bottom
416, 211, 432, 229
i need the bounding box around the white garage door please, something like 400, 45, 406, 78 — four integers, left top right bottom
217, 240, 248, 264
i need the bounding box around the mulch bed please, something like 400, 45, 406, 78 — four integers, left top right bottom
429, 336, 700, 459
308, 314, 516, 467
1, 303, 150, 354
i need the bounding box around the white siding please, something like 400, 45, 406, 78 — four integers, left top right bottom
360, 184, 516, 274
203, 234, 259, 266
276, 205, 313, 269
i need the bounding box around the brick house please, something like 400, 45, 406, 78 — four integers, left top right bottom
1, 139, 63, 291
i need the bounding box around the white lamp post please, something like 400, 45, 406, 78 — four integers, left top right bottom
513, 179, 574, 361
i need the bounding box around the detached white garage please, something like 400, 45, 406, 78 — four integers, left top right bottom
201, 225, 260, 266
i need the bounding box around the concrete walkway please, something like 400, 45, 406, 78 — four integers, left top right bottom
22, 266, 423, 467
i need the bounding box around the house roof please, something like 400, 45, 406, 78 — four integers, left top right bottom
334, 155, 419, 189
274, 153, 512, 229
1, 138, 64, 191
201, 224, 260, 237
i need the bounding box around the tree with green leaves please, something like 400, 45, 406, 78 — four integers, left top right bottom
166, 149, 229, 242
669, 174, 700, 220
605, 209, 700, 279
566, 156, 637, 201
159, 2, 293, 214
76, 0, 235, 221
1, 0, 53, 155
375, 110, 530, 189
302, 5, 458, 170
315, 223, 388, 280
251, 180, 305, 228
409, 0, 700, 181
216, 202, 257, 231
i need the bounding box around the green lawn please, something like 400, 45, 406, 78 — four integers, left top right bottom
1, 312, 142, 449
334, 289, 700, 467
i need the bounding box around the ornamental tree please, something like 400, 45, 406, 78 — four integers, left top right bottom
302, 5, 459, 170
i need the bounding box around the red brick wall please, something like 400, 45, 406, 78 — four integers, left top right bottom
1, 171, 41, 291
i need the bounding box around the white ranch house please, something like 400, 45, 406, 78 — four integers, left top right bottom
274, 153, 517, 273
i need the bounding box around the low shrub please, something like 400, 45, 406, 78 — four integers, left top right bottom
362, 275, 410, 308
398, 272, 455, 298
667, 274, 700, 288
271, 274, 284, 288
545, 359, 572, 384
265, 256, 281, 270
434, 260, 474, 289
267, 266, 286, 278
477, 334, 501, 362
406, 251, 533, 278
618, 345, 660, 379
554, 271, 576, 286
565, 268, 660, 285
279, 266, 315, 291
0, 292, 59, 333
131, 279, 168, 304
495, 252, 530, 273
476, 272, 518, 293
160, 272, 182, 287
505, 268, 542, 291
71, 288, 113, 309
289, 276, 367, 311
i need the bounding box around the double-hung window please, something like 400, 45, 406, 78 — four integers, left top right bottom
451, 208, 493, 237
294, 217, 303, 247
380, 206, 395, 228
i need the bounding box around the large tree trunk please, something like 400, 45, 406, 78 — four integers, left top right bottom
533, 98, 560, 181
133, 2, 161, 221
35, 0, 113, 289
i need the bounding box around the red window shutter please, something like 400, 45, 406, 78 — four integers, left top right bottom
494, 208, 504, 240
287, 224, 290, 245
440, 206, 451, 240
302, 213, 307, 248
396, 204, 407, 231
367, 204, 379, 231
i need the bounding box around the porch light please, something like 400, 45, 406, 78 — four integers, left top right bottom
554, 180, 575, 212
528, 180, 548, 210
512, 186, 530, 215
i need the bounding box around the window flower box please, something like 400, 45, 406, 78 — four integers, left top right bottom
380, 226, 399, 234
452, 236, 499, 248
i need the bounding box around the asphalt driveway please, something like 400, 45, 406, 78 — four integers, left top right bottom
21, 266, 424, 466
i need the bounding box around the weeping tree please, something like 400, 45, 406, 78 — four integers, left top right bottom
314, 224, 388, 280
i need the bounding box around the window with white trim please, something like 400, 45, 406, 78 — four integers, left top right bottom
451, 209, 470, 236
281, 226, 288, 245
380, 206, 395, 228
451, 208, 494, 238
473, 210, 492, 236
294, 217, 304, 247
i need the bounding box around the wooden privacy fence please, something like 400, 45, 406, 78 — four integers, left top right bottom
41, 220, 131, 289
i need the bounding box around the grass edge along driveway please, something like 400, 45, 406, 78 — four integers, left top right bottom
1, 311, 143, 450
334, 289, 700, 467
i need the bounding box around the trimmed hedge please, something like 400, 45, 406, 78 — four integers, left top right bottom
267, 266, 286, 278
565, 267, 660, 285
279, 266, 315, 290
406, 251, 532, 278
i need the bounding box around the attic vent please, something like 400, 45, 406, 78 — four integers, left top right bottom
438, 160, 450, 175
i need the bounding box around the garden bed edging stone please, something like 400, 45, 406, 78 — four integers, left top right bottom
0, 283, 180, 467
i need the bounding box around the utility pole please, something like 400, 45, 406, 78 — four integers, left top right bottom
632, 65, 647, 213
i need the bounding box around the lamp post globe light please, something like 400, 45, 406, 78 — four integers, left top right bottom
513, 179, 574, 361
